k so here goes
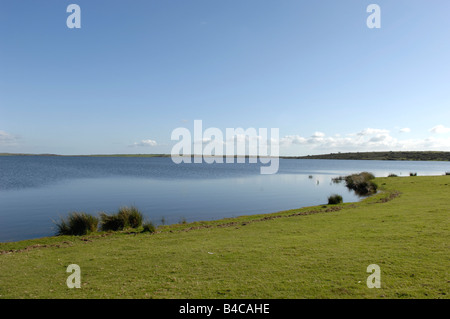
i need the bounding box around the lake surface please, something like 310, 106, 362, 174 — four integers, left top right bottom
0, 156, 449, 242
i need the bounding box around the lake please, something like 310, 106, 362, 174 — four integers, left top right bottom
0, 156, 449, 242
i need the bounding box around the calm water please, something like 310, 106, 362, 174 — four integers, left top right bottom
0, 156, 449, 242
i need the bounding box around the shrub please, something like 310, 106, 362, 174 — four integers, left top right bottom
119, 206, 143, 229
344, 172, 377, 196
55, 212, 98, 236
99, 212, 125, 231
446, 172, 450, 176
100, 206, 144, 231
388, 173, 398, 177
142, 221, 156, 233
328, 194, 343, 205
410, 172, 417, 176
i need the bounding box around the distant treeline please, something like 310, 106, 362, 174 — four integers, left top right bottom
290, 151, 450, 161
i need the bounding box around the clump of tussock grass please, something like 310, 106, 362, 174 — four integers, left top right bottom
120, 206, 143, 229
99, 212, 125, 231
54, 212, 99, 236
328, 194, 343, 205
344, 172, 377, 196
142, 221, 156, 233
388, 173, 398, 177
100, 206, 143, 231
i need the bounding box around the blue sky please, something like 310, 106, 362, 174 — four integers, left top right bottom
1, 0, 449, 155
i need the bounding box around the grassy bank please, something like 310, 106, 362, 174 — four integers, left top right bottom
0, 176, 449, 299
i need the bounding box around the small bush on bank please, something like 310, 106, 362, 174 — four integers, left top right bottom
344, 172, 377, 196
100, 206, 144, 231
410, 172, 417, 176
119, 206, 143, 229
99, 212, 125, 231
388, 173, 398, 177
328, 194, 343, 205
55, 212, 99, 236
142, 221, 156, 233
446, 172, 450, 176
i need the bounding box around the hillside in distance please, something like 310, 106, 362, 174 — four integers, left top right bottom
292, 151, 450, 161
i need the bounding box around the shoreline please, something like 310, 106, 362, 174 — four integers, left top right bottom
0, 173, 448, 244
0, 176, 385, 246
1, 175, 449, 298
0, 169, 448, 244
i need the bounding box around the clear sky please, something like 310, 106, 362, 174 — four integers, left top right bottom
1, 0, 449, 155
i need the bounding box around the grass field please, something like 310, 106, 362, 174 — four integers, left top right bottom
0, 176, 449, 299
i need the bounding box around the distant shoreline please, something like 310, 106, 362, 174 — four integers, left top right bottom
287, 151, 450, 161
1, 151, 450, 161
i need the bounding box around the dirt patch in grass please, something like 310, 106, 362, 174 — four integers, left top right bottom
0, 241, 74, 255
374, 191, 401, 203
178, 206, 345, 233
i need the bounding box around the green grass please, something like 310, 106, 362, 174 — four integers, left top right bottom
0, 176, 449, 299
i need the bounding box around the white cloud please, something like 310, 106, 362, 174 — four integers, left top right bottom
0, 130, 17, 145
132, 139, 158, 147
429, 125, 450, 134
311, 131, 325, 138
280, 127, 450, 154
399, 128, 411, 133
369, 135, 387, 142
280, 135, 307, 146
173, 126, 450, 156
357, 128, 389, 136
